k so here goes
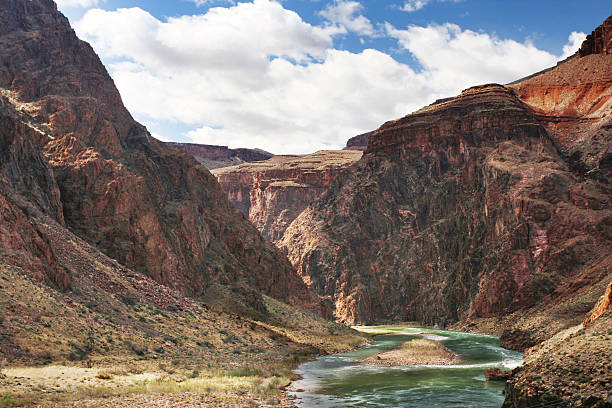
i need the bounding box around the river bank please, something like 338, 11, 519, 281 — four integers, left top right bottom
289, 326, 523, 407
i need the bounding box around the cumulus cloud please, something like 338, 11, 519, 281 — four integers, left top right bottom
319, 1, 378, 37
385, 23, 561, 88
401, 0, 429, 12
560, 31, 586, 59
55, 0, 104, 8
74, 1, 579, 154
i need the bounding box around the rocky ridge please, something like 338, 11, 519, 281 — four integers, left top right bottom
0, 0, 318, 311
281, 83, 612, 331
344, 131, 372, 151
0, 0, 369, 380
166, 142, 273, 170
212, 150, 362, 241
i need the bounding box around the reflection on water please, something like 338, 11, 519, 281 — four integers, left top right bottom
290, 326, 523, 408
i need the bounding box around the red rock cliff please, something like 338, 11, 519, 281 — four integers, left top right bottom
578, 15, 612, 56
0, 0, 316, 309
509, 16, 612, 183
213, 151, 362, 241
279, 83, 612, 329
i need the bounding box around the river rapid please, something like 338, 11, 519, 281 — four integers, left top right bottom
290, 326, 523, 407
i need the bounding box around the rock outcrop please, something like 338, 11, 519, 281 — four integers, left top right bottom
578, 15, 612, 56
212, 150, 362, 241
0, 0, 317, 310
509, 26, 612, 183
280, 82, 612, 327
583, 281, 612, 327
166, 142, 273, 170
344, 131, 372, 151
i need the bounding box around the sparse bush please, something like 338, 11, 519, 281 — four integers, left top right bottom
125, 341, 147, 356
96, 371, 113, 380
196, 340, 215, 349
228, 367, 262, 377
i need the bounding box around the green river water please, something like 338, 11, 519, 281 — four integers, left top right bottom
290, 326, 523, 407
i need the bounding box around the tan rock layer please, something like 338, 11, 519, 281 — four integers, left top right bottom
213, 151, 362, 241
582, 281, 612, 328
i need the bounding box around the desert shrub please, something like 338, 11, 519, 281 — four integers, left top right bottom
126, 341, 147, 356
96, 371, 113, 380
228, 367, 262, 377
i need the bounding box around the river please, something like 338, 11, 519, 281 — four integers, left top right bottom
289, 326, 523, 407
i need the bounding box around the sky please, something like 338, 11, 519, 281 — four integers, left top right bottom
55, 0, 610, 154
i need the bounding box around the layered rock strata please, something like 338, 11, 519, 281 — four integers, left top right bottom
166, 142, 273, 170
212, 150, 362, 241
279, 83, 612, 330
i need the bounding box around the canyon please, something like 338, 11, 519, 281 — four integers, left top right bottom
212, 150, 362, 241
0, 0, 364, 388
0, 0, 610, 406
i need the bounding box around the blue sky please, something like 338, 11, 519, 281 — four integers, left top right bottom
56, 0, 610, 153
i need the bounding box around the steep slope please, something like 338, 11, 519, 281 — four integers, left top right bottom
0, 3, 367, 405
166, 142, 273, 170
212, 150, 362, 241
502, 284, 612, 408
279, 83, 612, 331
0, 0, 315, 309
0, 80, 362, 371
509, 15, 612, 183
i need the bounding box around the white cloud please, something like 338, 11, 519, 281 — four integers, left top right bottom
386, 23, 560, 89
560, 31, 586, 59
73, 1, 579, 154
400, 0, 463, 12
401, 0, 429, 12
319, 1, 377, 37
55, 0, 104, 8
192, 0, 236, 6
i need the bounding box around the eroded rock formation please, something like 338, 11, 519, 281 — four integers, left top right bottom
0, 0, 317, 311
578, 15, 612, 56
212, 150, 362, 241
509, 36, 612, 183
279, 82, 612, 327
344, 131, 372, 151
166, 142, 273, 170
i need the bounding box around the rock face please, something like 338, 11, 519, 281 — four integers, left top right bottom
166, 142, 273, 170
502, 307, 611, 408
0, 93, 69, 291
344, 131, 372, 151
578, 15, 612, 56
279, 82, 612, 326
212, 150, 362, 241
484, 369, 511, 382
0, 0, 316, 309
509, 33, 612, 184
583, 281, 612, 327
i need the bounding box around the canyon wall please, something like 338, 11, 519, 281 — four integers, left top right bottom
0, 0, 316, 310
166, 142, 273, 170
279, 82, 612, 330
213, 150, 362, 241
